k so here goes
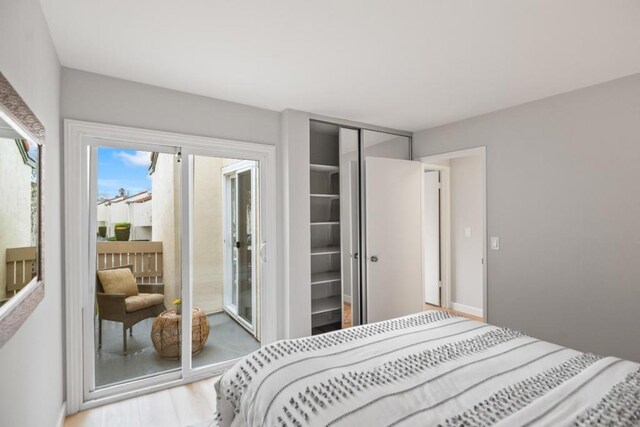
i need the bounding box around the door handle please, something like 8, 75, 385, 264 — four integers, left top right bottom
369, 255, 379, 262
259, 242, 267, 262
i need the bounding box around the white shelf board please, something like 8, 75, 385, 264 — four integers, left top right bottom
310, 194, 340, 199
310, 164, 339, 173
311, 296, 342, 315
311, 246, 341, 255
311, 271, 341, 285
310, 221, 339, 226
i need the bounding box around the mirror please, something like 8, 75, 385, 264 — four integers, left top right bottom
0, 72, 44, 348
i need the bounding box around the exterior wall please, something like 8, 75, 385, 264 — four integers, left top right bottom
151, 153, 180, 306
0, 0, 64, 425
97, 203, 107, 225
131, 200, 152, 227
0, 140, 33, 300
108, 201, 129, 228
413, 72, 640, 362
192, 156, 225, 313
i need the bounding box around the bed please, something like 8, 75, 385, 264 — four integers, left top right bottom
214, 311, 640, 426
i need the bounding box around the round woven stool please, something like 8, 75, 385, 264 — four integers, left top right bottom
151, 308, 210, 360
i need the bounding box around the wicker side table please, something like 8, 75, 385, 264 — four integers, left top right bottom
151, 308, 210, 360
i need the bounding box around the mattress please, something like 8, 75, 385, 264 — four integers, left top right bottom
214, 311, 640, 426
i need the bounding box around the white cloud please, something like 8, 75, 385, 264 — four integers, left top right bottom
115, 150, 151, 167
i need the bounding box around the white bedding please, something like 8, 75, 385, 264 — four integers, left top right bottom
214, 311, 640, 426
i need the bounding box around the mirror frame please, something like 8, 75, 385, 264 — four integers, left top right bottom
0, 72, 45, 349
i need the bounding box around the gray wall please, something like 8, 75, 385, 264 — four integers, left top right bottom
61, 68, 288, 339
61, 68, 280, 145
413, 73, 640, 362
450, 155, 484, 312
0, 0, 64, 426
281, 110, 312, 338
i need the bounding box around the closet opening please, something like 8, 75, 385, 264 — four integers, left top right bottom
309, 121, 345, 334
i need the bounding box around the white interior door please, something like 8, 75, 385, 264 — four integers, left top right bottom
365, 156, 423, 323
423, 170, 441, 305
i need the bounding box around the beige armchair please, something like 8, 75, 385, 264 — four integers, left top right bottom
96, 265, 166, 355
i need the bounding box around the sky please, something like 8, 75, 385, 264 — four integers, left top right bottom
98, 147, 152, 199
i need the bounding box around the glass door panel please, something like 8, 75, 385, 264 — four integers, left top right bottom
230, 176, 238, 310
90, 146, 181, 390
191, 156, 259, 371
236, 169, 254, 325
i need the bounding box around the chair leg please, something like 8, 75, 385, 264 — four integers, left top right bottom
123, 325, 127, 356
98, 318, 102, 349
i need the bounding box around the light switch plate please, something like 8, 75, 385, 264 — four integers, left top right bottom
464, 227, 472, 238
490, 237, 500, 250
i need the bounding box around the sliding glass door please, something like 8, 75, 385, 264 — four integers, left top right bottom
72, 131, 273, 407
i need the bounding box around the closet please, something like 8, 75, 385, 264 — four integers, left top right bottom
309, 122, 343, 334
307, 120, 418, 335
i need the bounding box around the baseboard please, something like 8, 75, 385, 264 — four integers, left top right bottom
56, 401, 67, 427
343, 295, 352, 304
451, 302, 483, 318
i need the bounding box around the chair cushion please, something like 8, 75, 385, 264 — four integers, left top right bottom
98, 268, 139, 297
125, 293, 164, 312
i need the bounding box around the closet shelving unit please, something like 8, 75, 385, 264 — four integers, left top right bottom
309, 126, 343, 335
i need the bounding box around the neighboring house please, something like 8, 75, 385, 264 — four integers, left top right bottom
0, 137, 37, 301
97, 191, 152, 240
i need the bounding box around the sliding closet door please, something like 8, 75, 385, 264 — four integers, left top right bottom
339, 128, 360, 327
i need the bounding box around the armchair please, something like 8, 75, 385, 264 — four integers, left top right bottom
96, 265, 166, 355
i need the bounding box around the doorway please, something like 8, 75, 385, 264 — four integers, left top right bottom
418, 147, 487, 321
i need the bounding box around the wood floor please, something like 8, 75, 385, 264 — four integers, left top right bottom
343, 302, 351, 328
342, 302, 481, 328
64, 377, 219, 427
424, 303, 483, 321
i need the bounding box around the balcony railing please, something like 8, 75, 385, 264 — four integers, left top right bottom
96, 241, 163, 284
5, 246, 37, 295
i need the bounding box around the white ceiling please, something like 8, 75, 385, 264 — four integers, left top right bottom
40, 0, 640, 131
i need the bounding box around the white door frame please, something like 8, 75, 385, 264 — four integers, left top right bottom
416, 146, 487, 321
421, 165, 451, 309
64, 120, 277, 414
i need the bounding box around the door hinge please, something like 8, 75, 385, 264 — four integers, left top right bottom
177, 148, 182, 163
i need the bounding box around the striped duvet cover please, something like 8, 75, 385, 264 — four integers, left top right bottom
214, 311, 640, 426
